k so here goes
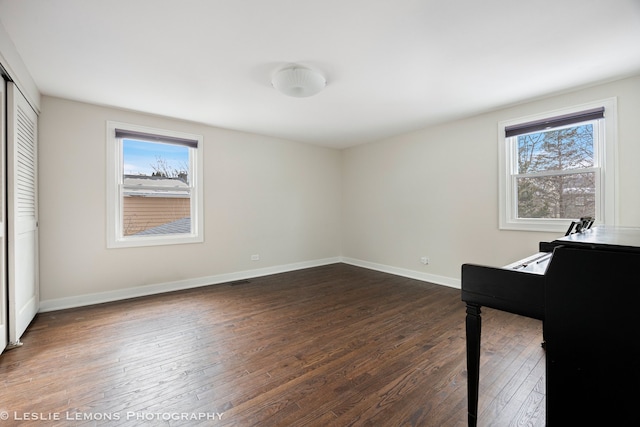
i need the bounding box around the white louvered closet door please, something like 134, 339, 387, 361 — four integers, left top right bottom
7, 82, 39, 344
0, 79, 7, 353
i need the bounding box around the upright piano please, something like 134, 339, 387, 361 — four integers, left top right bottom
462, 226, 640, 426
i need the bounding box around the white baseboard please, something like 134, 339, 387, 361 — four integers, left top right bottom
39, 256, 460, 313
340, 257, 461, 289
38, 257, 341, 312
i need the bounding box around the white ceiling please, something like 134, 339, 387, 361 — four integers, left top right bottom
1, 0, 639, 149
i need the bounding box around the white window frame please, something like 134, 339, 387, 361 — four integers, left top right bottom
498, 98, 618, 233
106, 121, 204, 248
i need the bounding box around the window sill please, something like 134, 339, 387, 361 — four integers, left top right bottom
107, 234, 203, 249
499, 218, 589, 233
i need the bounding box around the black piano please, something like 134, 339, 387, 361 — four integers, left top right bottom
462, 225, 640, 426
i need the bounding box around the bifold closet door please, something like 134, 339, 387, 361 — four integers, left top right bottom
0, 79, 7, 352
7, 81, 39, 344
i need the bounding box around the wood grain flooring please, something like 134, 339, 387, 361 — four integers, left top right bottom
0, 264, 545, 426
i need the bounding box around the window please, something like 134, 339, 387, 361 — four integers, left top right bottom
499, 99, 617, 232
107, 121, 203, 248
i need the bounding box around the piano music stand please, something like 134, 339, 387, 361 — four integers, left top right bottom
564, 216, 594, 236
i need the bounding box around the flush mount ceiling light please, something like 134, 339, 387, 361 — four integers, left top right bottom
271, 65, 326, 98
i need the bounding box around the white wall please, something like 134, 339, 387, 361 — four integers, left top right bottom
0, 21, 39, 112
342, 75, 640, 286
38, 97, 342, 309
36, 74, 640, 308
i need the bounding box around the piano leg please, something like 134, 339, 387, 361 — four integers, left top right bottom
465, 303, 481, 427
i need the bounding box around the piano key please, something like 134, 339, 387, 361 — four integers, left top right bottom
503, 252, 552, 274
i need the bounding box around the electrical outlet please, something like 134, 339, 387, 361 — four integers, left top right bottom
420, 256, 429, 265
251, 254, 260, 261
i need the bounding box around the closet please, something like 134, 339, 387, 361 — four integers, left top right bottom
1, 74, 39, 354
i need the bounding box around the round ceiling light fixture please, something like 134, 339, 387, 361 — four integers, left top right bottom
271, 65, 326, 98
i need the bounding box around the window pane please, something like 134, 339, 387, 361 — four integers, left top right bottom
123, 139, 190, 183
517, 124, 594, 174
516, 172, 595, 219
122, 139, 191, 236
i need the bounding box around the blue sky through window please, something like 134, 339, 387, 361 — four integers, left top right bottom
123, 139, 189, 176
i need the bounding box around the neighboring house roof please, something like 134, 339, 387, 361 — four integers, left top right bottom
123, 174, 189, 198
134, 217, 191, 236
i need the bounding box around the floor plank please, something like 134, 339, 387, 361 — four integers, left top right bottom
0, 264, 544, 426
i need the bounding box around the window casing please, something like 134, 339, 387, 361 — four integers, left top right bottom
107, 121, 204, 248
499, 99, 617, 232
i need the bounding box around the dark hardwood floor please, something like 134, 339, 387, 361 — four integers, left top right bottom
0, 264, 545, 426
